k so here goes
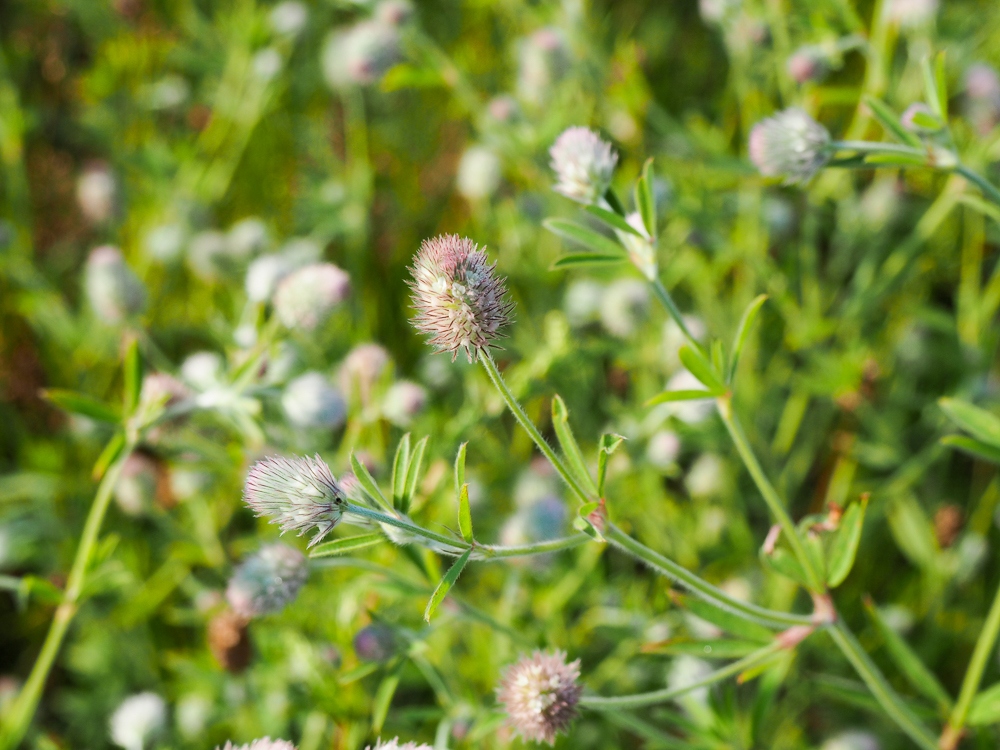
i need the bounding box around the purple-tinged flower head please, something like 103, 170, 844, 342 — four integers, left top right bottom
272, 262, 350, 331
219, 739, 297, 750
226, 542, 309, 618
549, 127, 618, 204
340, 343, 392, 403
86, 245, 147, 324
497, 650, 582, 746
965, 63, 1000, 135
354, 623, 398, 663
786, 45, 829, 84
517, 28, 570, 105
243, 454, 347, 546
375, 0, 414, 26
408, 235, 513, 362
365, 739, 433, 750
748, 108, 831, 184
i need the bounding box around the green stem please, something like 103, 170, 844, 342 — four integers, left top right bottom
827, 621, 939, 750
942, 576, 1000, 745
956, 164, 1000, 208
344, 503, 466, 551
0, 443, 135, 750
716, 395, 825, 592
479, 353, 593, 504
831, 140, 927, 159
650, 278, 703, 353
474, 534, 589, 560
581, 640, 787, 710
604, 523, 812, 629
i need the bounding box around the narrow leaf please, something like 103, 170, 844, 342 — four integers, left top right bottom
551, 253, 627, 269
424, 548, 472, 622
728, 294, 768, 382
646, 389, 714, 406
886, 495, 939, 570
543, 218, 627, 257
391, 433, 411, 511
603, 187, 627, 216
678, 345, 726, 395
42, 389, 120, 424
310, 533, 384, 558
934, 52, 948, 123
454, 442, 467, 493
372, 670, 401, 733
864, 96, 923, 147
123, 338, 142, 414
644, 638, 762, 658
636, 158, 657, 237
939, 397, 1000, 448
551, 395, 597, 496
671, 591, 773, 641
941, 435, 1000, 464
597, 433, 625, 496
863, 153, 929, 167
585, 204, 643, 236
403, 435, 429, 513
826, 497, 867, 588
92, 432, 126, 481
458, 484, 473, 542
967, 683, 1000, 726
921, 53, 948, 119
760, 545, 810, 588
350, 452, 394, 513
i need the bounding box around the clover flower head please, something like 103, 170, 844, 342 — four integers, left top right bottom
549, 127, 618, 204
382, 380, 427, 427
748, 108, 831, 184
219, 739, 297, 750
109, 692, 167, 750
226, 542, 308, 618
365, 738, 433, 750
243, 454, 347, 546
281, 372, 346, 429
77, 162, 117, 225
86, 245, 147, 324
409, 235, 513, 362
323, 22, 401, 88
786, 45, 829, 84
887, 0, 937, 27
375, 0, 414, 26
269, 1, 308, 36
272, 262, 350, 331
497, 649, 582, 745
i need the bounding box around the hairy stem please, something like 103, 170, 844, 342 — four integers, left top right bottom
581, 640, 787, 709
0, 443, 135, 750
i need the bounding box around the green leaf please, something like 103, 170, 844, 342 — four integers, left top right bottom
551, 253, 627, 269
909, 110, 944, 131
458, 483, 473, 542
968, 682, 1000, 726
921, 53, 948, 119
864, 598, 953, 713
585, 204, 643, 236
92, 432, 126, 480
864, 96, 923, 147
372, 668, 401, 733
863, 153, 929, 167
603, 187, 627, 216
635, 158, 656, 237
42, 389, 120, 424
309, 533, 384, 558
543, 218, 627, 257
728, 294, 768, 382
424, 548, 472, 622
941, 435, 1000, 464
597, 433, 625, 496
646, 389, 714, 406
350, 452, 394, 513
760, 545, 810, 588
123, 338, 142, 414
646, 638, 762, 658
403, 435, 429, 513
671, 591, 773, 641
826, 497, 867, 588
886, 495, 939, 570
678, 345, 726, 395
934, 52, 948, 122
391, 433, 411, 512
939, 397, 1000, 448
551, 395, 597, 496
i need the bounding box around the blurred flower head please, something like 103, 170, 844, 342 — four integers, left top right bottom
322, 21, 401, 88
282, 372, 346, 429
114, 453, 159, 517
820, 730, 880, 750
563, 279, 604, 328
226, 542, 308, 618
227, 217, 270, 259
366, 739, 433, 750
85, 245, 147, 324
887, 0, 937, 27
109, 692, 167, 750
375, 0, 415, 26
382, 380, 428, 427
272, 262, 350, 331
340, 343, 392, 403
409, 234, 513, 362
269, 1, 308, 36
549, 126, 618, 204
786, 45, 829, 84
243, 454, 347, 546
456, 146, 502, 201
77, 162, 118, 225
748, 108, 831, 184
646, 429, 681, 470
965, 63, 1000, 134
144, 223, 187, 263
599, 278, 649, 338
245, 238, 321, 303
497, 650, 582, 745
517, 27, 571, 105
219, 739, 297, 750
353, 623, 398, 662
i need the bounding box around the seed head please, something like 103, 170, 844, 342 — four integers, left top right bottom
109, 692, 167, 750
748, 108, 831, 184
408, 235, 513, 362
86, 246, 147, 324
226, 542, 309, 618
243, 454, 347, 546
272, 262, 350, 331
497, 650, 582, 745
219, 739, 297, 750
549, 127, 618, 204
366, 739, 433, 750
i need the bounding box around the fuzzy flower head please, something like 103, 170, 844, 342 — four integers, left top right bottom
243, 454, 347, 546
366, 739, 433, 750
497, 649, 582, 745
86, 246, 147, 324
409, 235, 513, 362
272, 262, 350, 331
748, 108, 831, 184
109, 692, 167, 750
226, 542, 309, 618
219, 739, 297, 750
549, 127, 618, 204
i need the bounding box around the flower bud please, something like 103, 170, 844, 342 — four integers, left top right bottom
269, 1, 308, 36
353, 623, 398, 662
366, 740, 433, 750
282, 372, 346, 429
497, 650, 581, 745
322, 22, 401, 88
408, 235, 513, 362
226, 542, 309, 618
77, 162, 118, 225
243, 454, 347, 546
517, 28, 570, 105
901, 102, 941, 133
599, 278, 649, 338
85, 246, 147, 324
272, 262, 350, 331
109, 692, 167, 750
340, 343, 392, 403
549, 127, 618, 205
456, 146, 502, 201
382, 380, 427, 427
748, 108, 831, 184
219, 739, 297, 750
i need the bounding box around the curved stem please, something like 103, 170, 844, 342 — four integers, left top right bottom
941, 576, 1000, 748
479, 353, 593, 505
581, 640, 786, 710
716, 395, 825, 592
956, 164, 1000, 208
0, 442, 135, 750
604, 522, 812, 629
827, 620, 939, 750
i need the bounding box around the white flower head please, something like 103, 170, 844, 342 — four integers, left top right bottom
282, 372, 346, 429
365, 739, 433, 750
85, 246, 147, 324
272, 262, 350, 331
219, 739, 297, 750
226, 542, 309, 618
456, 146, 502, 201
77, 162, 117, 225
109, 692, 167, 750
497, 650, 582, 745
549, 126, 618, 204
748, 108, 831, 184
